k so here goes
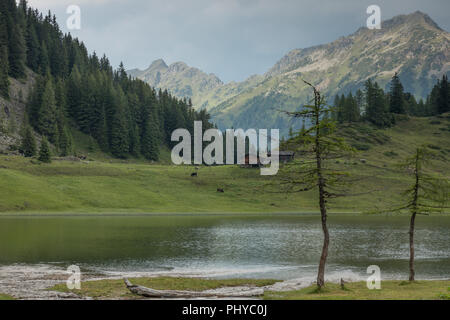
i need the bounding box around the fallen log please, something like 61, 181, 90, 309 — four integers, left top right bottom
124, 278, 264, 298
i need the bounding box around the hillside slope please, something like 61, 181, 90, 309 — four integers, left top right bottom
0, 70, 36, 154
0, 115, 448, 214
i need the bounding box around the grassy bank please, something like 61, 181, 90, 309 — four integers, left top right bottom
0, 294, 15, 300
49, 277, 450, 300
0, 116, 448, 214
265, 280, 450, 300
50, 277, 279, 299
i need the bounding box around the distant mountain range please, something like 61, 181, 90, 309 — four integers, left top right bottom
128, 11, 450, 136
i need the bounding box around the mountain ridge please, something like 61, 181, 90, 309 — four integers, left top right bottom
128, 11, 449, 135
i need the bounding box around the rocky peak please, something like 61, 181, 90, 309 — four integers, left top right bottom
168, 62, 189, 73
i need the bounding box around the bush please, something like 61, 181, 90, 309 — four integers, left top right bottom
352, 143, 371, 151
383, 151, 398, 157
427, 144, 441, 150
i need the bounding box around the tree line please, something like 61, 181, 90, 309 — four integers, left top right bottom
333, 73, 449, 127
0, 0, 213, 161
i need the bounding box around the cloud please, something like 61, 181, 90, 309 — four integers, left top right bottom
27, 0, 116, 7
25, 0, 450, 82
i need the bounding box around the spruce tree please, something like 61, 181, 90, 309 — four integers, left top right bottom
38, 136, 51, 163
58, 124, 73, 156
141, 111, 159, 161
21, 125, 37, 157
109, 89, 129, 158
37, 78, 58, 143
38, 42, 50, 75
365, 79, 392, 127
0, 45, 9, 98
389, 73, 406, 114
8, 18, 27, 78
25, 19, 40, 72
437, 75, 449, 114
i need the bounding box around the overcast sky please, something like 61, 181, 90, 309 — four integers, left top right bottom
27, 0, 450, 83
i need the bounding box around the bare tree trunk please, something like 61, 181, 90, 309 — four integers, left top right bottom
409, 212, 416, 281
313, 88, 328, 289
317, 187, 329, 289
409, 150, 420, 282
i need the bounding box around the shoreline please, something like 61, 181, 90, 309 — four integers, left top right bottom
1, 211, 450, 217
1, 263, 449, 300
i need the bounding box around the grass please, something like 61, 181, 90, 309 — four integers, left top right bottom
264, 280, 450, 300
0, 294, 15, 300
49, 278, 450, 300
0, 115, 448, 214
49, 277, 279, 299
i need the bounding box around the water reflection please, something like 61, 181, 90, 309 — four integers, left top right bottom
0, 214, 449, 280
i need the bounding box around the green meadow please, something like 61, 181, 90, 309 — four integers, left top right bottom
0, 116, 448, 215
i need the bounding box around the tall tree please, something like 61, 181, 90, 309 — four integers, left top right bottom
21, 125, 37, 157
7, 17, 27, 78
436, 75, 449, 114
25, 17, 40, 71
389, 73, 406, 114
280, 80, 354, 289
141, 110, 160, 161
365, 79, 393, 127
0, 45, 9, 98
37, 78, 58, 143
109, 88, 129, 158
38, 136, 51, 163
385, 148, 449, 281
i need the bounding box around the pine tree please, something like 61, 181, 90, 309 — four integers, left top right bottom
66, 66, 82, 119
58, 125, 72, 156
37, 78, 58, 143
0, 45, 9, 98
8, 18, 27, 78
141, 111, 159, 161
25, 19, 40, 71
365, 79, 392, 127
389, 73, 406, 114
21, 125, 37, 157
436, 75, 449, 114
38, 42, 50, 75
38, 136, 51, 163
109, 89, 129, 158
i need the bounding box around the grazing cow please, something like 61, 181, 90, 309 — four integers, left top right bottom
191, 172, 198, 177
217, 188, 224, 193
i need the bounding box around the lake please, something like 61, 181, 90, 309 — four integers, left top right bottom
0, 214, 449, 282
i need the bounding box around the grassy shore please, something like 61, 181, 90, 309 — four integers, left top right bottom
49, 277, 450, 300
50, 277, 279, 299
265, 280, 450, 300
0, 294, 15, 300
0, 116, 448, 215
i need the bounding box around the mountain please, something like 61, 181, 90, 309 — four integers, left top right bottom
128, 59, 227, 109
130, 12, 450, 136
209, 11, 450, 135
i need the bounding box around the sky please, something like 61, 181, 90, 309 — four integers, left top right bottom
27, 0, 450, 83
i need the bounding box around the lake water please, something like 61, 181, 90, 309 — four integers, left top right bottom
0, 214, 449, 282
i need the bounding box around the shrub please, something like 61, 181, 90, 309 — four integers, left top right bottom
427, 144, 441, 150
383, 151, 398, 157
352, 143, 371, 151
